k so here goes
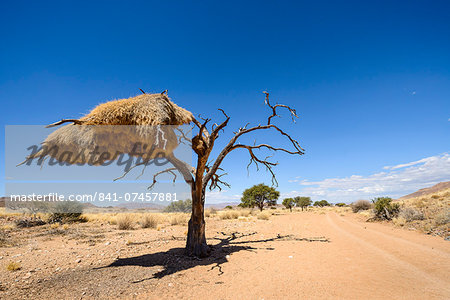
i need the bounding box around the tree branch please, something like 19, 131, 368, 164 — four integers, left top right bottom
264, 91, 298, 125
208, 168, 231, 191
148, 167, 177, 190
166, 153, 195, 187
203, 92, 303, 189
45, 119, 84, 128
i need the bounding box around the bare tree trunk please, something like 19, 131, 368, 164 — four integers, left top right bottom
185, 174, 209, 257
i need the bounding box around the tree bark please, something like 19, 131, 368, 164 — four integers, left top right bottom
185, 172, 209, 257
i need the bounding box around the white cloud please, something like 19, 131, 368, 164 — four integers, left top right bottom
383, 156, 435, 170
295, 153, 450, 203
205, 190, 241, 203
280, 190, 300, 199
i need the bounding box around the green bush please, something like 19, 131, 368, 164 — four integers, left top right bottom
164, 199, 192, 213
372, 197, 400, 220
335, 203, 347, 207
351, 200, 372, 213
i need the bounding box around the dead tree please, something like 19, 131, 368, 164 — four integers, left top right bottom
152, 92, 304, 257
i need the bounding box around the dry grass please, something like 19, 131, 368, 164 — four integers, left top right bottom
358, 210, 373, 218
83, 213, 119, 224
139, 214, 159, 229
6, 261, 21, 271
84, 212, 191, 227
169, 213, 189, 226
116, 215, 134, 230
257, 211, 272, 220
434, 210, 449, 226
392, 216, 407, 227
396, 188, 450, 235
218, 209, 253, 220
205, 208, 217, 218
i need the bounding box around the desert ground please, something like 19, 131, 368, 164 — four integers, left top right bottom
1, 208, 449, 300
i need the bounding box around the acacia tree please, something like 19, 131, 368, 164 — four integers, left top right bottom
282, 198, 295, 212
241, 184, 280, 211
152, 92, 304, 257
313, 200, 331, 207
294, 196, 312, 211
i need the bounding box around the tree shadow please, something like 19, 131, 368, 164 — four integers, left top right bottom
96, 232, 329, 282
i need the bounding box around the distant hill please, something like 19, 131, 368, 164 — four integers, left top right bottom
205, 202, 239, 209
399, 181, 450, 200
0, 197, 7, 207
115, 202, 165, 210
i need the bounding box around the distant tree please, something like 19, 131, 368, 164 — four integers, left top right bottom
282, 198, 295, 212
241, 184, 280, 211
224, 205, 233, 210
294, 196, 312, 211
313, 200, 330, 207
164, 199, 192, 213
335, 202, 347, 207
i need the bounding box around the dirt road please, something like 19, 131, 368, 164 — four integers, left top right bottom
1, 211, 449, 299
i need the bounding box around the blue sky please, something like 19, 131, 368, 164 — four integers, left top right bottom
1, 0, 449, 203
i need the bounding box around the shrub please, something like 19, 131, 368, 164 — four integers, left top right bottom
164, 199, 192, 213
224, 205, 233, 210
351, 200, 372, 213
6, 261, 21, 271
335, 203, 347, 207
399, 208, 424, 222
434, 210, 450, 225
48, 201, 85, 223
140, 214, 158, 229
372, 197, 400, 220
15, 218, 46, 228
117, 214, 134, 230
